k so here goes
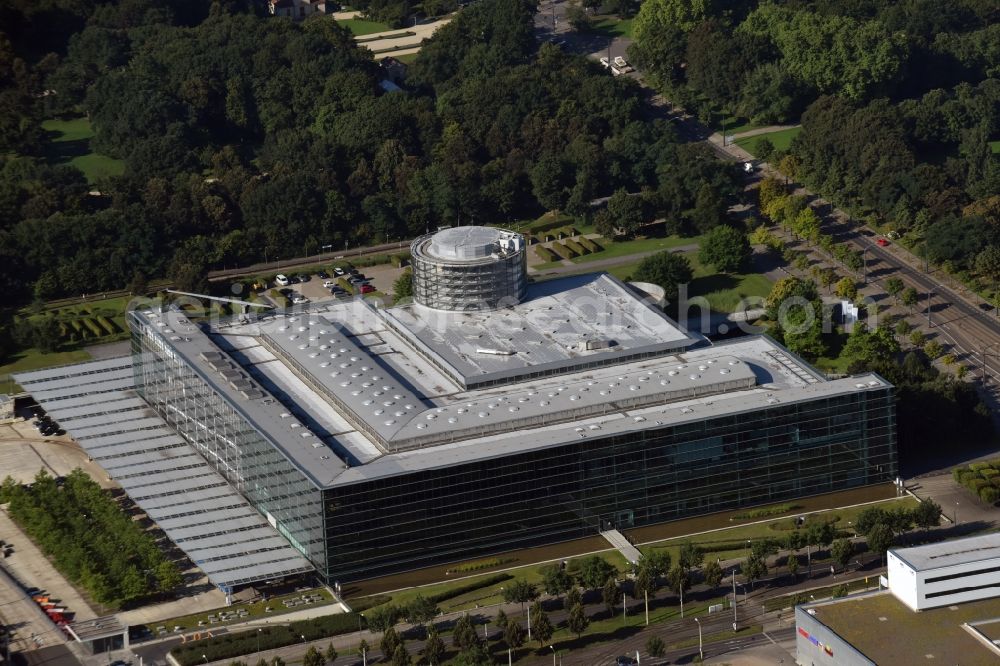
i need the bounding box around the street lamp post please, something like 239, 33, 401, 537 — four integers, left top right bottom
732, 571, 738, 631
926, 290, 934, 327
256, 628, 261, 659
695, 617, 703, 662
955, 501, 960, 525
527, 604, 532, 642
550, 645, 556, 666
982, 343, 999, 383
202, 655, 208, 665
862, 247, 872, 283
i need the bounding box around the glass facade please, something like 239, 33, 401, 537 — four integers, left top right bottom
323, 388, 896, 581
411, 234, 527, 311
129, 314, 326, 571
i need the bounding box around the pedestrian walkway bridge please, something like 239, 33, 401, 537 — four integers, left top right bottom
600, 529, 642, 565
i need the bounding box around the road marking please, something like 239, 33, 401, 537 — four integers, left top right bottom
763, 630, 778, 646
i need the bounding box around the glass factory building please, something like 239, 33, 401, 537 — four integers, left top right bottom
30, 227, 899, 585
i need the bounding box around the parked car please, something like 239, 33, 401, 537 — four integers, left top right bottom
279, 287, 293, 296
275, 274, 290, 286
323, 280, 336, 288
330, 286, 347, 294
298, 274, 311, 282
317, 271, 329, 279
876, 238, 890, 247
615, 657, 638, 666
349, 268, 361, 276
333, 267, 346, 277
292, 294, 308, 304
360, 284, 376, 294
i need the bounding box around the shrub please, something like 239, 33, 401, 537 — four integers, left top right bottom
980, 468, 999, 479
82, 318, 104, 337
96, 316, 118, 336
390, 253, 411, 268
171, 614, 364, 666
980, 486, 999, 505
564, 239, 588, 255
970, 462, 991, 472
535, 246, 557, 262
427, 573, 512, 604
579, 237, 602, 253
550, 243, 576, 260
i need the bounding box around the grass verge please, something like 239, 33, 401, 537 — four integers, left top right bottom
337, 17, 392, 35
735, 127, 802, 157
589, 17, 633, 39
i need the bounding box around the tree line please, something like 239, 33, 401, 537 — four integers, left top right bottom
0, 0, 741, 317
0, 469, 183, 608
630, 0, 1000, 297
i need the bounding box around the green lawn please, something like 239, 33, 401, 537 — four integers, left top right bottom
393, 52, 420, 64
589, 17, 633, 39
735, 127, 802, 157
991, 140, 1000, 154
41, 117, 124, 183
717, 114, 760, 136
0, 348, 93, 393
570, 234, 703, 264
337, 17, 392, 35
684, 252, 773, 313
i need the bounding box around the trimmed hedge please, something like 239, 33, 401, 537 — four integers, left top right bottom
171, 613, 364, 666
564, 239, 589, 256
82, 318, 103, 337
427, 573, 512, 604
578, 237, 602, 253
96, 316, 118, 336
535, 246, 557, 262
550, 243, 576, 260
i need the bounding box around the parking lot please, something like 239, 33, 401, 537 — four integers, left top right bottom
268, 262, 406, 306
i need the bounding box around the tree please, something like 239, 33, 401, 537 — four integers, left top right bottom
913, 499, 942, 531
529, 602, 553, 647
390, 642, 412, 666
924, 339, 944, 359
690, 183, 727, 233
637, 634, 664, 661
565, 585, 582, 612
502, 579, 538, 613
742, 554, 767, 588
835, 276, 858, 301
540, 564, 573, 599
423, 626, 445, 666
504, 617, 525, 651
867, 523, 895, 564
381, 627, 402, 659
901, 287, 919, 311
271, 658, 285, 666
567, 602, 589, 638
831, 538, 854, 569
602, 577, 622, 616
578, 556, 616, 590
606, 188, 646, 239
698, 225, 751, 273
786, 553, 799, 580
975, 246, 1000, 285
452, 642, 492, 666
324, 643, 338, 664
405, 595, 439, 629
155, 560, 183, 592
667, 565, 690, 615
452, 614, 479, 651
885, 277, 904, 303
393, 269, 413, 300
633, 565, 656, 603
755, 137, 775, 161
493, 609, 507, 636
302, 647, 323, 666
565, 0, 590, 31
678, 541, 704, 571
702, 560, 723, 589
633, 251, 693, 302
910, 330, 926, 347
367, 605, 400, 633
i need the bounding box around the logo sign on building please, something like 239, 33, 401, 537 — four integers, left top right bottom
798, 627, 834, 657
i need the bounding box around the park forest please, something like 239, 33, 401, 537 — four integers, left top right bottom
631, 0, 1000, 295
0, 0, 737, 308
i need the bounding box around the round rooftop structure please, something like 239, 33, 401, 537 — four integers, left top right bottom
411, 226, 527, 311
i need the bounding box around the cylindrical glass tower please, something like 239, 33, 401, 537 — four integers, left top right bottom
411, 226, 527, 310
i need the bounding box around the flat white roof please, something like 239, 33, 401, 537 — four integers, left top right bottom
891, 533, 1000, 572
65, 271, 891, 491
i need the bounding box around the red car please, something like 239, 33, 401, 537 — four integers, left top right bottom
876, 238, 889, 246
360, 284, 375, 294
